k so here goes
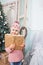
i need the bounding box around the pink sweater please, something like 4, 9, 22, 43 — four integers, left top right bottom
5, 47, 24, 62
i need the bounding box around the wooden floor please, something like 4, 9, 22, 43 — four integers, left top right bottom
0, 59, 10, 65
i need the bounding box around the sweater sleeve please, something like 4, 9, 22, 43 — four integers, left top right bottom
5, 47, 12, 54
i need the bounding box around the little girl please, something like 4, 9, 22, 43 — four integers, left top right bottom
5, 21, 25, 65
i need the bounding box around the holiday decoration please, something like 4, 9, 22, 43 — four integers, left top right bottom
0, 2, 10, 52
5, 34, 24, 50
0, 11, 1, 15
20, 26, 27, 39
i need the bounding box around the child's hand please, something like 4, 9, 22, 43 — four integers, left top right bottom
21, 43, 25, 47
9, 44, 15, 51
20, 43, 25, 49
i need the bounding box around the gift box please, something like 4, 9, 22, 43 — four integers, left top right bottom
5, 34, 24, 50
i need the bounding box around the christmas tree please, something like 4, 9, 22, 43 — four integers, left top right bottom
0, 2, 10, 52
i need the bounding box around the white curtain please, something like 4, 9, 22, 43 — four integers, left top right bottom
27, 0, 43, 30
25, 0, 43, 54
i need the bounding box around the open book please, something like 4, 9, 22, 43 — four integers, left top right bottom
5, 34, 24, 50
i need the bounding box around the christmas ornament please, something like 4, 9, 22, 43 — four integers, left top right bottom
4, 22, 8, 25
2, 40, 5, 43
0, 11, 1, 15
4, 31, 6, 34
0, 15, 3, 19
0, 42, 1, 44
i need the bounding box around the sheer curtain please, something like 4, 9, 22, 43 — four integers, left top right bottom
25, 0, 43, 54
27, 0, 43, 30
